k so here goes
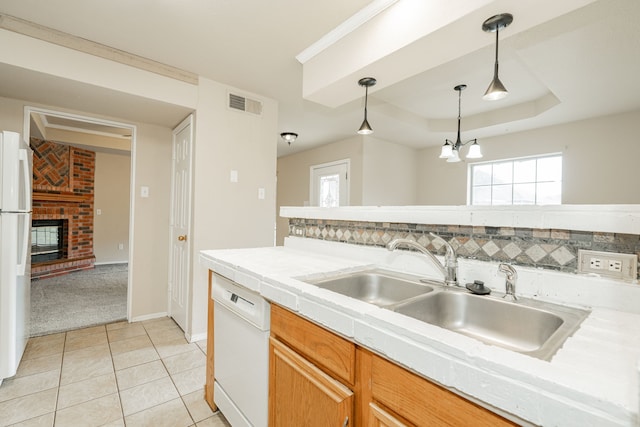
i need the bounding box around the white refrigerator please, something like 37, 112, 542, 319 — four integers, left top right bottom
0, 130, 32, 382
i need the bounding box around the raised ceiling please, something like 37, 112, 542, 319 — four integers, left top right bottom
0, 0, 638, 156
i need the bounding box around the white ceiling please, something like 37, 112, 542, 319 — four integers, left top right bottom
0, 0, 638, 157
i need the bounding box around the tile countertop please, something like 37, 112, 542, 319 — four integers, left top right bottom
200, 241, 640, 427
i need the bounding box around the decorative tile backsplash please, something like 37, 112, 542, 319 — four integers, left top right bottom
288, 218, 640, 280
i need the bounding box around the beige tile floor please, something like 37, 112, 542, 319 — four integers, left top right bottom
0, 317, 231, 427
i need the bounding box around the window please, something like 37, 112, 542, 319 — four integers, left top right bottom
469, 154, 562, 205
310, 159, 349, 207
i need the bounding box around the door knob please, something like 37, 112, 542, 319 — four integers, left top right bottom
178, 235, 187, 241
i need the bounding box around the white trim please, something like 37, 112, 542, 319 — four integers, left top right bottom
93, 261, 128, 266
186, 332, 207, 343
295, 0, 399, 63
130, 312, 169, 323
128, 127, 137, 323
39, 121, 130, 139
467, 153, 563, 206
1, 13, 198, 84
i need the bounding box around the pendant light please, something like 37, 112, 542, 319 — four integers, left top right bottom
482, 13, 513, 101
280, 132, 298, 146
439, 84, 482, 162
357, 77, 376, 134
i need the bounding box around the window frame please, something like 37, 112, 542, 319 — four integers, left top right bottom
467, 153, 563, 206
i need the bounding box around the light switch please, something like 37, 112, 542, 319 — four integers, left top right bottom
96, 209, 102, 215
230, 170, 238, 183
140, 186, 149, 198
258, 188, 265, 199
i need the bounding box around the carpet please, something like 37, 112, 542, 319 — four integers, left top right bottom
30, 264, 128, 337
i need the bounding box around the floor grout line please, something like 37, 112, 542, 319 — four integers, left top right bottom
108, 327, 127, 427
0, 318, 226, 427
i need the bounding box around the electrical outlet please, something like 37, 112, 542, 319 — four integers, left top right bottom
590, 257, 603, 269
609, 260, 622, 272
578, 249, 638, 280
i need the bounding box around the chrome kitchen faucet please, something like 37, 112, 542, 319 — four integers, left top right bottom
498, 263, 518, 301
387, 232, 458, 286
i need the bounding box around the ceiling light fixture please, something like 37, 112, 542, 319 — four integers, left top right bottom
482, 13, 513, 101
357, 77, 376, 135
439, 84, 482, 163
280, 132, 298, 145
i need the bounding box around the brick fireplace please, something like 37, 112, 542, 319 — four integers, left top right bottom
31, 138, 96, 278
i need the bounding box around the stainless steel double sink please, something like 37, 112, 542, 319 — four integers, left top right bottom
304, 268, 589, 360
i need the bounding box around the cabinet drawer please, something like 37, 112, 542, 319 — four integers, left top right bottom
370, 353, 516, 427
271, 304, 356, 386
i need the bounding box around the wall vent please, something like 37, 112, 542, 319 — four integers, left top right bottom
228, 93, 263, 116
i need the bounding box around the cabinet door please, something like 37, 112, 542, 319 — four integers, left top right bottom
368, 402, 410, 427
270, 337, 354, 427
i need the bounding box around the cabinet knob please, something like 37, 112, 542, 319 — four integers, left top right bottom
178, 235, 187, 242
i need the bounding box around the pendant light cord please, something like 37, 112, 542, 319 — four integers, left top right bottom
493, 26, 500, 78
456, 87, 462, 145
364, 86, 369, 120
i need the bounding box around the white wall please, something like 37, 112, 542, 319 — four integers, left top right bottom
94, 151, 131, 264
362, 136, 417, 206
275, 135, 418, 245
190, 78, 278, 338
0, 29, 197, 109
129, 123, 173, 320
0, 96, 25, 133
0, 30, 280, 339
276, 136, 364, 245
416, 110, 640, 205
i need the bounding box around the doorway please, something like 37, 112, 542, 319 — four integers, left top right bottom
24, 106, 135, 335
310, 159, 350, 207
168, 115, 193, 331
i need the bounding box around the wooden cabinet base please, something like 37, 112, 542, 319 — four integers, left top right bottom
204, 270, 217, 411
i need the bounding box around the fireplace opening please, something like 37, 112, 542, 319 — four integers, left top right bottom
32, 219, 66, 263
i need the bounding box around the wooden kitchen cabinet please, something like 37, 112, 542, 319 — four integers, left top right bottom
368, 402, 409, 427
359, 348, 517, 427
270, 304, 356, 426
269, 305, 517, 427
270, 337, 354, 426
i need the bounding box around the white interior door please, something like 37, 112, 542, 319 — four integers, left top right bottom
168, 115, 193, 332
310, 159, 350, 207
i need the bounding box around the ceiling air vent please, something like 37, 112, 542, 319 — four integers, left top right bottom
228, 93, 263, 116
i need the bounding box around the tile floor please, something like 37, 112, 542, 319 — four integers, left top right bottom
0, 317, 231, 427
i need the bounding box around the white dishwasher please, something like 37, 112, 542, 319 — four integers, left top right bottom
212, 273, 270, 427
